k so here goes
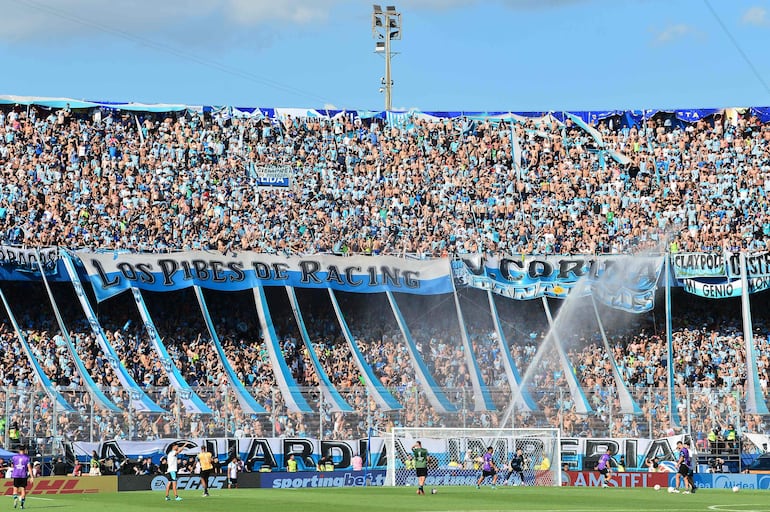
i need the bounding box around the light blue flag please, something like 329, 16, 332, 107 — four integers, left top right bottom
285, 286, 353, 412
327, 289, 401, 410
61, 252, 164, 413
386, 290, 457, 413
739, 253, 770, 414
35, 252, 121, 413
252, 285, 313, 413
542, 296, 592, 415
0, 288, 74, 413
488, 290, 537, 412
131, 287, 213, 415
193, 286, 267, 414
452, 279, 496, 411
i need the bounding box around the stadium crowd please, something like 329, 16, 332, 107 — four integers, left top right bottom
1, 103, 769, 255
0, 103, 769, 454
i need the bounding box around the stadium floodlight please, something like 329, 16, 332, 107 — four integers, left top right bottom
372, 4, 401, 111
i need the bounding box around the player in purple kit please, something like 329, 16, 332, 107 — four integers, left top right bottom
674, 441, 697, 494
594, 448, 614, 488
11, 445, 33, 509
476, 446, 499, 489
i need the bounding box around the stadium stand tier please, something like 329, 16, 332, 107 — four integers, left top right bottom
0, 98, 769, 471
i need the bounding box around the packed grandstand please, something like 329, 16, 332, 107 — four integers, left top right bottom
0, 97, 769, 471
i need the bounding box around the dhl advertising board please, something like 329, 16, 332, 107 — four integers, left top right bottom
1, 477, 116, 495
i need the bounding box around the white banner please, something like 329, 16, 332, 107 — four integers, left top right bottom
0, 245, 58, 272
76, 251, 453, 301
71, 435, 688, 472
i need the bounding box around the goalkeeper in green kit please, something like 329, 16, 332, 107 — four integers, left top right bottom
412, 441, 429, 495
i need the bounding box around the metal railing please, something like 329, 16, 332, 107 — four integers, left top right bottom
1, 384, 761, 458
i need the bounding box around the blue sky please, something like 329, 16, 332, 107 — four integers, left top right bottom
2, 0, 770, 111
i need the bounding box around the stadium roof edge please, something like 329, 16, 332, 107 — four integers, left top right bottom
2, 95, 770, 124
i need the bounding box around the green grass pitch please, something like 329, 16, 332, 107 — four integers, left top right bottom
15, 486, 768, 511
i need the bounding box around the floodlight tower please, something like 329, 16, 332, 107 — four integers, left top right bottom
372, 5, 401, 111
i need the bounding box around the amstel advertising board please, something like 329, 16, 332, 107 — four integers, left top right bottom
564, 471, 770, 489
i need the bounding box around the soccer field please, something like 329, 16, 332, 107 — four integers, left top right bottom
18, 487, 769, 512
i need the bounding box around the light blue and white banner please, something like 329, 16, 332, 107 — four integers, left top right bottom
385, 290, 457, 413
487, 291, 537, 412
542, 296, 592, 415
739, 253, 770, 415
671, 251, 770, 282
0, 245, 59, 273
674, 251, 770, 298
71, 434, 686, 474
664, 253, 679, 428
591, 295, 641, 415
671, 252, 727, 279
328, 289, 401, 411
77, 252, 453, 302
453, 280, 497, 412
454, 254, 663, 313
681, 278, 743, 298
738, 251, 770, 279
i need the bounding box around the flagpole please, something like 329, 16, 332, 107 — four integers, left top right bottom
664, 252, 680, 429
739, 252, 769, 414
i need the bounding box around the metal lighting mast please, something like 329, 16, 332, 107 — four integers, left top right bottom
372, 5, 401, 111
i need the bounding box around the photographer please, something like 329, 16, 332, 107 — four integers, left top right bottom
645, 456, 661, 472
708, 457, 725, 473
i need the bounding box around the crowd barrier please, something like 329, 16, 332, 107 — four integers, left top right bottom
2, 384, 760, 455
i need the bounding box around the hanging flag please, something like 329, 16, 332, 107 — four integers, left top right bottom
193, 286, 267, 414
488, 290, 537, 412
328, 289, 401, 411
591, 295, 642, 415
542, 296, 592, 415
131, 287, 213, 415
511, 123, 522, 180
386, 290, 457, 413
253, 285, 313, 413
61, 251, 164, 413
284, 286, 353, 413
35, 252, 121, 413
452, 279, 496, 411
0, 288, 74, 412
739, 253, 770, 414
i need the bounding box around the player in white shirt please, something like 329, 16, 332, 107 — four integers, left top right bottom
165, 444, 182, 501
227, 456, 240, 489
